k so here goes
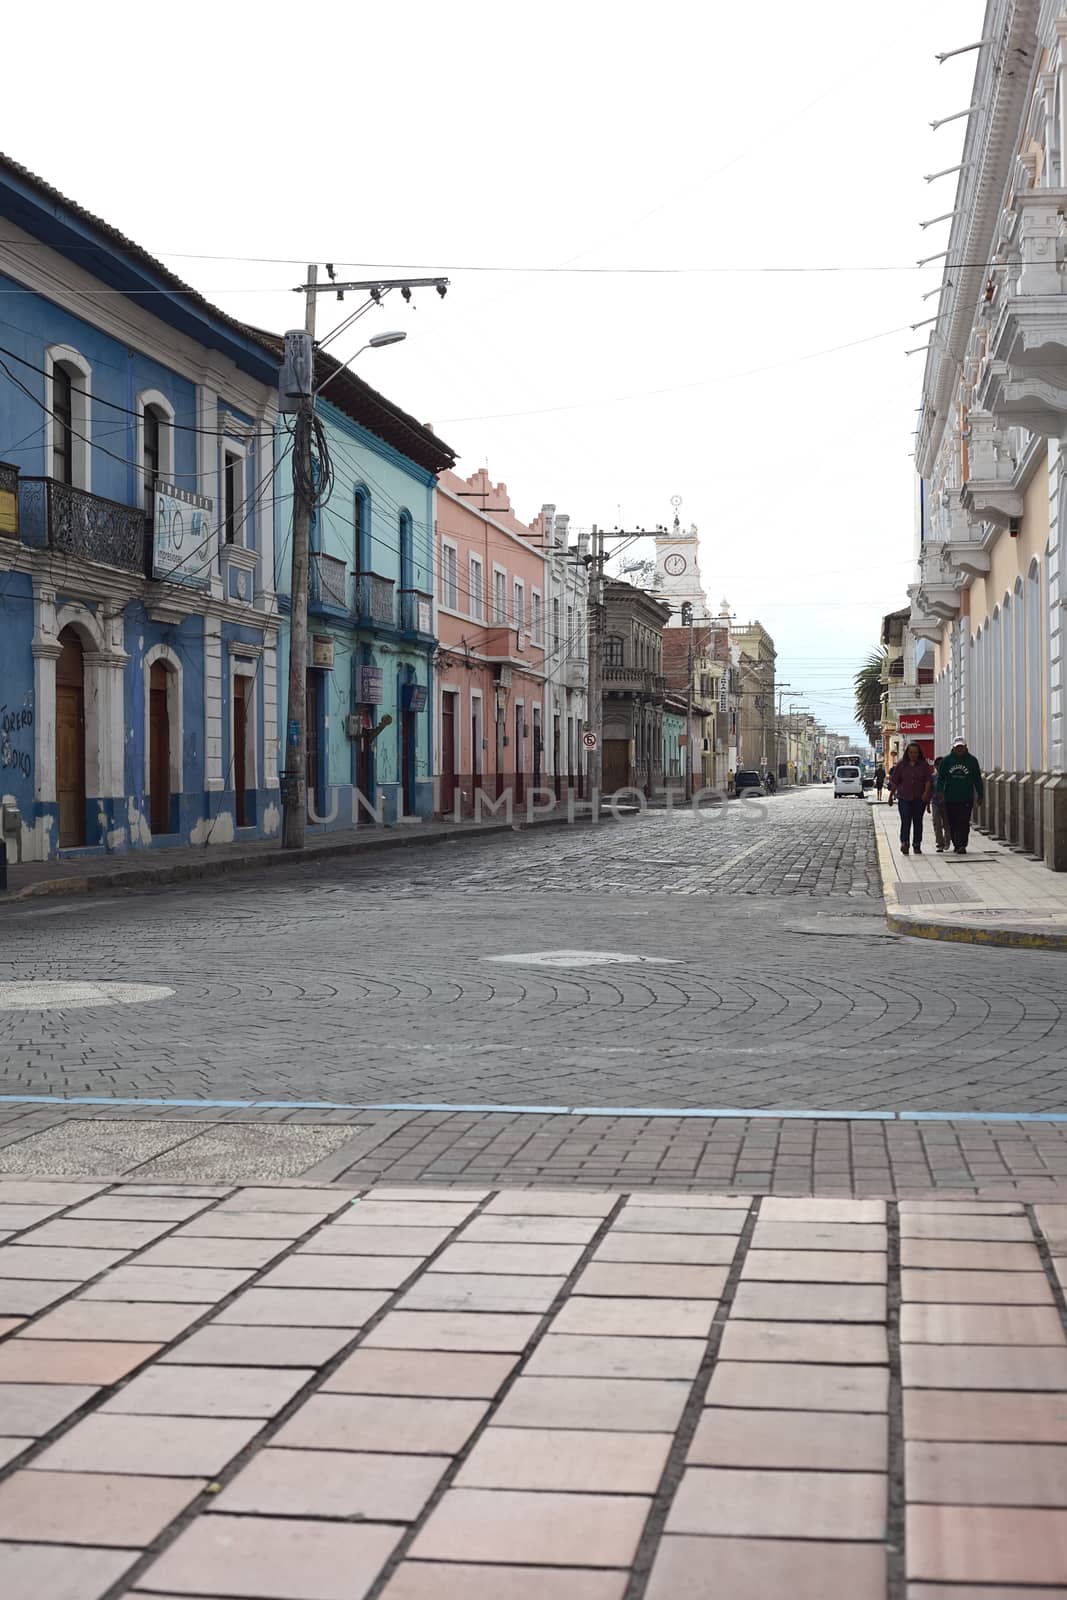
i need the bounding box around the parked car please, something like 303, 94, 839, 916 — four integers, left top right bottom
734, 770, 766, 798
834, 764, 864, 798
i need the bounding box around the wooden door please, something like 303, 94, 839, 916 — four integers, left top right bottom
233, 675, 249, 827
56, 629, 86, 848
149, 662, 170, 835
440, 692, 457, 816
401, 709, 415, 816
356, 720, 372, 821
603, 739, 629, 792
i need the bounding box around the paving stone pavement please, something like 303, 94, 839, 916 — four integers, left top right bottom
0, 790, 1065, 1125
1, 1177, 1067, 1599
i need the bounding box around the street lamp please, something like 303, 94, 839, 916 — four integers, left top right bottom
314, 332, 408, 398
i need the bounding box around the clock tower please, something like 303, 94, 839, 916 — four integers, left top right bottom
654, 496, 710, 626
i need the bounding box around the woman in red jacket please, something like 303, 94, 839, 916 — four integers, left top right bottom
887, 743, 933, 855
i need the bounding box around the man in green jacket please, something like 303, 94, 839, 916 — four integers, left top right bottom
936, 737, 984, 854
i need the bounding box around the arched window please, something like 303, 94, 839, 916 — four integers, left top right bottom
354, 486, 371, 574
605, 635, 624, 668
46, 345, 92, 491
136, 390, 175, 509
399, 508, 413, 593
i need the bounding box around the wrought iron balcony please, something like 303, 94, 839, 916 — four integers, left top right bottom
18, 477, 146, 575
399, 588, 434, 634
310, 551, 349, 610
356, 572, 395, 626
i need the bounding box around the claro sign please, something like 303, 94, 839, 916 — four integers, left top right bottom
898, 713, 934, 734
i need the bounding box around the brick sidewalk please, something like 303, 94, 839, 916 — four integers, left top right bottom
2, 1177, 1067, 1597
872, 797, 1067, 949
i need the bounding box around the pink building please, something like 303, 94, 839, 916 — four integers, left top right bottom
434, 469, 548, 814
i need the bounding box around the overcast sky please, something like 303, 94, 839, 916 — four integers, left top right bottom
4, 0, 985, 739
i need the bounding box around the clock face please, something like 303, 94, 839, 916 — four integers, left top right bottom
664, 553, 687, 576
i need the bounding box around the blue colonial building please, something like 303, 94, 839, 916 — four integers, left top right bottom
0, 155, 283, 861
271, 345, 455, 827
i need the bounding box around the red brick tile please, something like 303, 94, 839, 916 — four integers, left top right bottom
750, 1222, 887, 1251
901, 1270, 1053, 1304
907, 1504, 1067, 1584
0, 1245, 129, 1279
379, 1565, 627, 1600
0, 1545, 136, 1600
161, 1325, 353, 1368
593, 1232, 736, 1265
362, 1310, 539, 1352
135, 1237, 287, 1270
0, 1339, 159, 1384
759, 1199, 885, 1222
430, 1242, 586, 1275
214, 1446, 448, 1519
903, 1390, 1067, 1443
524, 1334, 704, 1380
23, 1300, 210, 1343
140, 1514, 400, 1600
901, 1213, 1034, 1242
398, 1273, 563, 1313
574, 1263, 727, 1299
718, 1320, 888, 1365
214, 1288, 389, 1327
483, 1191, 617, 1218
494, 1375, 688, 1432
103, 1363, 312, 1418
300, 1224, 450, 1256
274, 1393, 487, 1454
550, 1297, 716, 1339
456, 1425, 670, 1492
19, 1220, 175, 1250
706, 1362, 888, 1413
459, 1216, 600, 1245
0, 1468, 201, 1545
3, 1383, 98, 1436
33, 1413, 261, 1475
0, 1317, 22, 1336
411, 1486, 649, 1566
901, 1240, 1042, 1271
644, 1534, 886, 1600
731, 1281, 886, 1322
665, 1464, 886, 1538
323, 1348, 517, 1399
81, 1265, 253, 1302
906, 1440, 1067, 1505
257, 1255, 414, 1291
901, 1303, 1066, 1345
902, 1345, 1067, 1390
741, 1249, 887, 1283
688, 1407, 887, 1471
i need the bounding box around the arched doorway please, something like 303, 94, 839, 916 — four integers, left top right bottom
56, 628, 86, 848
149, 661, 171, 834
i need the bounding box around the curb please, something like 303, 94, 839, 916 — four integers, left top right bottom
873, 808, 1067, 952
1, 807, 622, 908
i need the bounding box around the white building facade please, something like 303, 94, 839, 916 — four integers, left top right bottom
912, 0, 1067, 869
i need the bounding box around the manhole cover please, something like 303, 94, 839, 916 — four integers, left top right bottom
0, 982, 174, 1011
486, 950, 680, 968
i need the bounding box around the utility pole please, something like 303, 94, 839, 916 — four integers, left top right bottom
586, 525, 604, 799
282, 265, 317, 850
682, 601, 694, 798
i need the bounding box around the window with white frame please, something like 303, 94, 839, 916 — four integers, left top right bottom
46, 345, 91, 491
137, 390, 175, 510
513, 579, 525, 630
531, 590, 543, 644
552, 596, 560, 651
441, 541, 459, 609
469, 555, 484, 620
493, 568, 507, 624
223, 447, 246, 545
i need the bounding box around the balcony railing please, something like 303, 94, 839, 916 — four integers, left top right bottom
310, 551, 348, 610
603, 665, 662, 696
18, 477, 146, 575
356, 572, 395, 626
399, 589, 434, 634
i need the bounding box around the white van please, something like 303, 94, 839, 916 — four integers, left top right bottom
834, 764, 864, 798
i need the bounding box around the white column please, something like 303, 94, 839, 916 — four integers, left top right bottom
1050, 448, 1065, 772
262, 628, 279, 788
204, 615, 224, 790
31, 584, 59, 808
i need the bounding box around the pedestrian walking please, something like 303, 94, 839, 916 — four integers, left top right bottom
887, 742, 933, 855
929, 756, 950, 852
874, 763, 885, 801
936, 737, 984, 854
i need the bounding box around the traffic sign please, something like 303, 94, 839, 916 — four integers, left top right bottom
583, 731, 598, 750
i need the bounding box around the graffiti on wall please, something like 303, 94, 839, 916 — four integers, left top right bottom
0, 703, 33, 780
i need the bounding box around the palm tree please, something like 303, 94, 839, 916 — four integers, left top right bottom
854, 649, 887, 744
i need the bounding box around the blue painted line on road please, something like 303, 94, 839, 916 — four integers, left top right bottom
1, 1093, 1066, 1122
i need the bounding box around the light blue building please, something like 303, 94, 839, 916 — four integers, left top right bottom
0, 155, 283, 862
271, 347, 455, 827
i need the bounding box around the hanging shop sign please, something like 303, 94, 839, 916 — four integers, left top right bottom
898, 713, 934, 735
402, 684, 428, 712
152, 483, 214, 589
358, 665, 384, 705
311, 635, 334, 669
